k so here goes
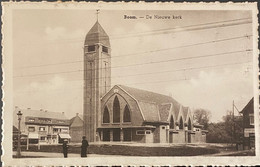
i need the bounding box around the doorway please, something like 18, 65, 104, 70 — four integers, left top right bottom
123, 129, 132, 141
103, 129, 110, 141
113, 129, 120, 141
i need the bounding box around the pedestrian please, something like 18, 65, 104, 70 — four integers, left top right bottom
62, 139, 69, 158
81, 136, 89, 157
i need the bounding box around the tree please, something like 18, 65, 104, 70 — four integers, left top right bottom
206, 111, 243, 143
193, 108, 211, 130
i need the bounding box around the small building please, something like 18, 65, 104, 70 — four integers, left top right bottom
240, 98, 255, 150
97, 85, 206, 143
13, 108, 71, 144
70, 113, 84, 143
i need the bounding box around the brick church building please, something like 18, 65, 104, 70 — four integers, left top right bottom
83, 21, 207, 143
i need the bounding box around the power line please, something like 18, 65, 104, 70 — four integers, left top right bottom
14, 60, 252, 94
15, 35, 252, 69
44, 17, 252, 43
13, 49, 252, 78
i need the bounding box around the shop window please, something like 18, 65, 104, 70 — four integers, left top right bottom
113, 96, 120, 123
103, 106, 110, 123
123, 105, 131, 122
28, 127, 35, 132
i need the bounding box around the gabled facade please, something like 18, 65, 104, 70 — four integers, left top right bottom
97, 85, 206, 143
70, 113, 84, 143
83, 21, 207, 144
240, 97, 255, 150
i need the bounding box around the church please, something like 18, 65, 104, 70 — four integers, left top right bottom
83, 20, 207, 143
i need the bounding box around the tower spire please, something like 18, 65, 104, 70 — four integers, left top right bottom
96, 9, 100, 21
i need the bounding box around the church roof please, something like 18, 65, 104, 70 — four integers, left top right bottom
118, 85, 181, 122
85, 21, 110, 47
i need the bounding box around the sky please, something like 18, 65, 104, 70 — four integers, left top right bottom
13, 9, 254, 122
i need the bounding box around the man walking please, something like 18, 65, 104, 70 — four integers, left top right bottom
81, 136, 89, 157
62, 139, 69, 158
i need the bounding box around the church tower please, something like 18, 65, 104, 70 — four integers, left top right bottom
83, 21, 111, 142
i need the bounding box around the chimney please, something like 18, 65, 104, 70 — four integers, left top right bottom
62, 112, 65, 115
76, 113, 79, 116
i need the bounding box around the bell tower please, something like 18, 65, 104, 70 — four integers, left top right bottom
83, 20, 111, 142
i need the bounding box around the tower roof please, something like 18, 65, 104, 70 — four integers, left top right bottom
85, 21, 110, 47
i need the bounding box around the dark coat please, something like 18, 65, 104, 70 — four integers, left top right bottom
81, 139, 89, 157
63, 142, 69, 158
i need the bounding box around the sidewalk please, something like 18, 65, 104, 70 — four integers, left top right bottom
13, 151, 124, 158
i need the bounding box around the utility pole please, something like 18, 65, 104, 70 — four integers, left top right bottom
232, 100, 235, 145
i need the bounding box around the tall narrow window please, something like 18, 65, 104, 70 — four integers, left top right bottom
103, 106, 110, 123
179, 117, 184, 130
170, 115, 174, 129
113, 96, 120, 123
123, 105, 131, 122
188, 118, 192, 130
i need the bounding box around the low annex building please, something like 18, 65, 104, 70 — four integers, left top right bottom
98, 85, 206, 143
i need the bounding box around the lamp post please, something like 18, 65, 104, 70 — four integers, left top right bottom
17, 110, 22, 158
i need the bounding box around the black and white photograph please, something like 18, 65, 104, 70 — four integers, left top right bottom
2, 2, 259, 166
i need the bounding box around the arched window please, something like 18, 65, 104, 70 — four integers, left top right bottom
179, 117, 184, 130
188, 118, 192, 130
113, 96, 120, 123
123, 105, 131, 122
103, 106, 110, 123
170, 115, 174, 129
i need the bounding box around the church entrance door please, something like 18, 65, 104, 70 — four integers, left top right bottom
188, 132, 191, 143
103, 129, 110, 141
123, 129, 132, 141
169, 133, 173, 143
113, 129, 120, 141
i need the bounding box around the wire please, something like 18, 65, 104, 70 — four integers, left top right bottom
13, 49, 252, 78
15, 35, 252, 70
14, 60, 252, 94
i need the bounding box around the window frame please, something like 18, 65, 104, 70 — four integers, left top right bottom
136, 130, 145, 135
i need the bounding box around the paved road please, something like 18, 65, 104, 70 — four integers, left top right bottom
13, 151, 124, 158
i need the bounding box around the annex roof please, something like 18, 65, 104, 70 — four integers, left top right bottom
85, 21, 110, 47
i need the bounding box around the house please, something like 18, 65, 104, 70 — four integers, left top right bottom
13, 108, 71, 144
240, 98, 255, 150
70, 113, 84, 143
